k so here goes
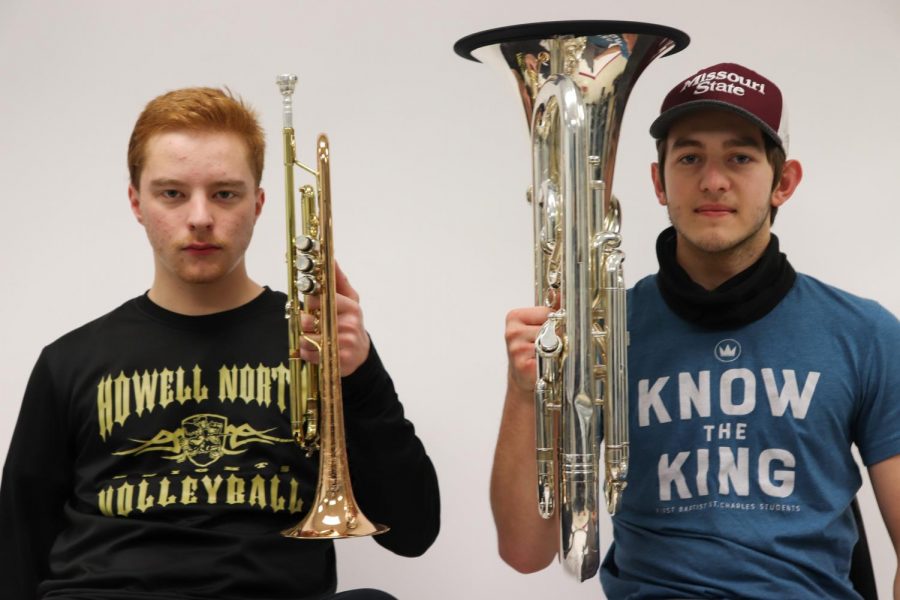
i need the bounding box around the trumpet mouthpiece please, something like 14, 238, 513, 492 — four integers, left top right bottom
276, 74, 298, 96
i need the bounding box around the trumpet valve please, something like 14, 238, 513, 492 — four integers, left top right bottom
295, 234, 318, 253
296, 274, 319, 295
295, 253, 316, 273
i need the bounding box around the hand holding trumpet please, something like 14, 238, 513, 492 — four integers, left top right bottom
298, 261, 370, 377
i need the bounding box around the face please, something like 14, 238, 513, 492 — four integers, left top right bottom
651, 109, 796, 264
128, 130, 265, 288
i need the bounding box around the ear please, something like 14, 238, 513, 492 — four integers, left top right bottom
771, 159, 803, 209
651, 162, 667, 206
128, 184, 144, 224
254, 187, 265, 220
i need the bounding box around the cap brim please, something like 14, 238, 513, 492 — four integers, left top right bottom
649, 100, 784, 152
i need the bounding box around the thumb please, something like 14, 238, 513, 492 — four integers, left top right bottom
332, 260, 359, 302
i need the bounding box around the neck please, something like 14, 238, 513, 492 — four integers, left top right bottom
148, 265, 263, 316
654, 227, 797, 329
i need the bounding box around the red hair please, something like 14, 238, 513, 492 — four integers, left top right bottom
128, 87, 265, 186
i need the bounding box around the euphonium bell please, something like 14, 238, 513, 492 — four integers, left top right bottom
277, 73, 388, 540
455, 21, 688, 580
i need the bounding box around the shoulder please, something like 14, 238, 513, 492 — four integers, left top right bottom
261, 287, 288, 306
628, 274, 659, 297
45, 297, 142, 354
627, 274, 664, 309
790, 274, 898, 330
22, 297, 143, 399
786, 275, 900, 360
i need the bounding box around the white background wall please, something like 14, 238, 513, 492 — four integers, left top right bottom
1, 1, 898, 598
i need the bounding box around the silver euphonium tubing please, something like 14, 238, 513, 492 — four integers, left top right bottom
455, 21, 688, 581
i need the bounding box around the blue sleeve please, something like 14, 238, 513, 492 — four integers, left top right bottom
853, 304, 900, 466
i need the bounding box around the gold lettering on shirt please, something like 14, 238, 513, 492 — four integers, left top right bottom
96, 470, 305, 517
133, 370, 159, 416
201, 474, 224, 503
96, 363, 288, 440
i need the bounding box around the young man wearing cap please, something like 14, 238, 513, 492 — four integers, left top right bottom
493, 63, 900, 598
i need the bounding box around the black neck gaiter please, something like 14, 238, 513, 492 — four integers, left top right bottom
655, 226, 796, 330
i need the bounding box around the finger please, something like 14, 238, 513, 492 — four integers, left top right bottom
333, 292, 362, 316
505, 323, 542, 349
299, 347, 321, 364
307, 294, 365, 335
300, 312, 318, 332
299, 334, 321, 352
506, 306, 553, 328
303, 294, 321, 311
506, 331, 543, 361
332, 260, 359, 302
337, 327, 369, 350
505, 309, 549, 345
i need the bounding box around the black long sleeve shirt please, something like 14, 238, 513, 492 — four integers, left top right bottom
0, 289, 440, 599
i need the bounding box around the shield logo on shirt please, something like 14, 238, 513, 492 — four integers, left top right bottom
113, 414, 293, 467
182, 413, 228, 467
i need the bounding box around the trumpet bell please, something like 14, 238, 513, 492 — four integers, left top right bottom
282, 480, 389, 539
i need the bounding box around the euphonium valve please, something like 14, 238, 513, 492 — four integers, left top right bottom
277, 73, 388, 540
455, 21, 688, 580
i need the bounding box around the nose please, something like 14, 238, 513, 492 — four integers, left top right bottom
187, 193, 214, 231
699, 161, 731, 194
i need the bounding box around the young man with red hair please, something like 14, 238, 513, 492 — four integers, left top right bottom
494, 63, 900, 598
0, 87, 439, 600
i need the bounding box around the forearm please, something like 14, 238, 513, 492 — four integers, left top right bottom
0, 468, 68, 599
868, 455, 900, 600
348, 402, 439, 558
342, 344, 440, 556
0, 353, 71, 598
490, 377, 557, 573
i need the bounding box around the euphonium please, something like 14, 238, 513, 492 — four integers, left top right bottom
455, 21, 688, 580
277, 74, 388, 540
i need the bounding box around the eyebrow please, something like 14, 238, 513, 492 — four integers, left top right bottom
148, 178, 249, 190
670, 135, 764, 151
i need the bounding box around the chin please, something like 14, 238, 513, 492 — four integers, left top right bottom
177, 269, 230, 285
683, 232, 741, 254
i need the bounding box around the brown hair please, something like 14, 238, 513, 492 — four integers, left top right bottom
655, 133, 786, 223
127, 87, 265, 187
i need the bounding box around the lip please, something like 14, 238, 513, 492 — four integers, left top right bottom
695, 204, 735, 217
183, 243, 221, 255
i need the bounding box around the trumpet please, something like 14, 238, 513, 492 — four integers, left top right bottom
277, 73, 388, 539
455, 21, 688, 579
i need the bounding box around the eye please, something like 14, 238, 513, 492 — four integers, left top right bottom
161, 189, 182, 200
676, 153, 700, 166
213, 190, 238, 201
731, 154, 753, 165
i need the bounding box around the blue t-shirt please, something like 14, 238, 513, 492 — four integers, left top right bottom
600, 274, 900, 599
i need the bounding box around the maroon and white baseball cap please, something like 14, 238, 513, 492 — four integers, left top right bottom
649, 63, 789, 153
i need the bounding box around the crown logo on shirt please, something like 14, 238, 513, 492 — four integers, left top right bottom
714, 339, 742, 363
